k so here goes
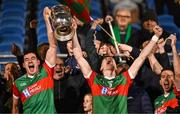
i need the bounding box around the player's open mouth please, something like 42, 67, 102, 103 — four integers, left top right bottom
56, 70, 62, 75
29, 65, 35, 71
107, 60, 112, 64
164, 80, 170, 90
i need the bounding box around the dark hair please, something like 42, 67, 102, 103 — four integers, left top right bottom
141, 9, 158, 24
23, 49, 40, 62
37, 43, 49, 61
161, 67, 174, 75
9, 63, 20, 80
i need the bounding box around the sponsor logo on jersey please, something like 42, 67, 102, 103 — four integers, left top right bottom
22, 89, 31, 97
22, 83, 42, 98
101, 87, 108, 94
101, 87, 119, 95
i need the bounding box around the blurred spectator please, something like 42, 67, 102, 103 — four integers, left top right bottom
0, 74, 6, 112
57, 27, 90, 113
83, 93, 93, 114
105, 5, 139, 47
154, 68, 180, 113
103, 0, 144, 20
139, 38, 171, 105
1, 63, 20, 113
128, 82, 153, 113
53, 57, 66, 113
37, 43, 49, 62
84, 18, 117, 73
112, 0, 140, 24
135, 9, 169, 47
11, 43, 26, 74
169, 34, 180, 90
64, 40, 81, 76
24, 19, 38, 52
146, 34, 180, 113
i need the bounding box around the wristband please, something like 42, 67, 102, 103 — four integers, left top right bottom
151, 35, 159, 42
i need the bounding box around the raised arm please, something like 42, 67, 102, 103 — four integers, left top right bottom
43, 7, 57, 66
12, 97, 19, 114
169, 35, 180, 89
128, 26, 161, 79
148, 54, 163, 75
147, 39, 166, 75
72, 20, 92, 78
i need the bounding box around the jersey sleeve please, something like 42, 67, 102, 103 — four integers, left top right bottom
173, 86, 180, 96
13, 83, 20, 99
43, 61, 54, 78
122, 70, 133, 86
86, 71, 97, 87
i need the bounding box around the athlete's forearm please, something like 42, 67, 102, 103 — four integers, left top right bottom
148, 54, 163, 75
129, 35, 159, 79
172, 45, 180, 75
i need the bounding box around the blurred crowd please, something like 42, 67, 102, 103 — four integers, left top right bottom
0, 0, 180, 114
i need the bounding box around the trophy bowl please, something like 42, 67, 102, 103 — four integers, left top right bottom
50, 4, 74, 41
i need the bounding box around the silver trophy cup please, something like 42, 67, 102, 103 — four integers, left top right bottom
50, 4, 74, 41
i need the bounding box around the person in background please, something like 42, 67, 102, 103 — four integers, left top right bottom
146, 34, 180, 113
1, 63, 21, 113
128, 82, 153, 113
169, 35, 180, 90
102, 5, 139, 48
135, 9, 171, 49
84, 18, 117, 73
83, 93, 93, 114
53, 57, 67, 113
154, 67, 180, 113
56, 20, 90, 113
12, 7, 57, 113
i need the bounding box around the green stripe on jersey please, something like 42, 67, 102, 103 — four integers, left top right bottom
15, 67, 48, 92
94, 73, 127, 88
155, 91, 176, 108
23, 89, 56, 114
14, 67, 56, 113
93, 95, 127, 113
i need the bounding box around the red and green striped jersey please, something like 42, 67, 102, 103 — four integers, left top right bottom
87, 70, 132, 114
13, 62, 56, 114
154, 90, 179, 114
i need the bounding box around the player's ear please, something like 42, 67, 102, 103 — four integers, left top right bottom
159, 79, 163, 86
100, 65, 103, 71
37, 60, 40, 65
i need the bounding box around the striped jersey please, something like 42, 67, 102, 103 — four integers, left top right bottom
154, 90, 179, 114
13, 62, 56, 114
87, 70, 132, 114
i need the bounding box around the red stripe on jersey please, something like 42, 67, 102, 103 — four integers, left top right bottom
156, 98, 179, 113
87, 71, 97, 86
13, 83, 21, 98
88, 71, 131, 96
21, 75, 53, 103
43, 62, 54, 78
163, 98, 179, 108
122, 71, 133, 85
174, 86, 180, 96
91, 83, 129, 96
